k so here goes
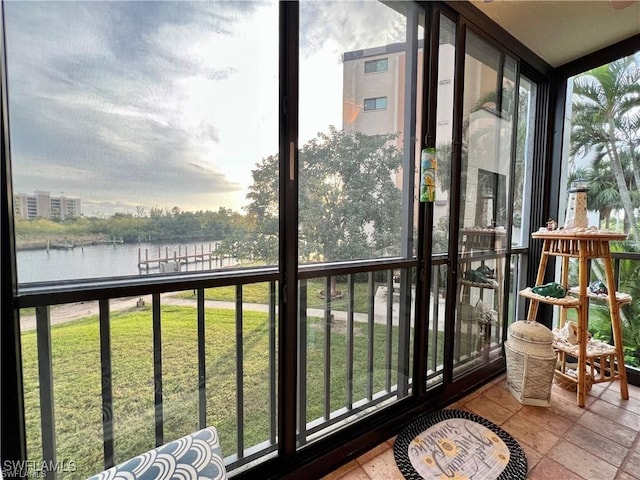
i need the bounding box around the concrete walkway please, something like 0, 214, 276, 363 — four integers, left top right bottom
19, 290, 426, 332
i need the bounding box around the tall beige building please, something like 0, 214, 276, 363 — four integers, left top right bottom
341, 42, 451, 228
342, 40, 514, 233
14, 191, 81, 220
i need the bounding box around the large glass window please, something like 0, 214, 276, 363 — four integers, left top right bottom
299, 1, 423, 265
562, 52, 640, 372
432, 15, 456, 255
510, 75, 536, 322
6, 1, 279, 285
363, 96, 388, 111
512, 76, 536, 248
364, 58, 389, 73
5, 2, 280, 478
298, 0, 424, 447
454, 31, 515, 375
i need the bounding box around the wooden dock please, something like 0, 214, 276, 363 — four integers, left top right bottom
47, 240, 74, 251
137, 243, 227, 272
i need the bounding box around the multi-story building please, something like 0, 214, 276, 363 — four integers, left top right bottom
342, 38, 514, 234
14, 190, 81, 220
342, 41, 449, 231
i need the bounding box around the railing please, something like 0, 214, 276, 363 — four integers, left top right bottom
603, 250, 640, 377
296, 262, 417, 447
21, 249, 637, 478
18, 258, 421, 479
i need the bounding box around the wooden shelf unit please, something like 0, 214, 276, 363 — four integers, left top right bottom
520, 229, 630, 407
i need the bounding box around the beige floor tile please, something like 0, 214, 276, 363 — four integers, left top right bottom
527, 457, 585, 480
321, 460, 360, 480
359, 447, 404, 480
465, 394, 515, 425
587, 399, 640, 430
547, 395, 588, 422
501, 415, 561, 454
482, 384, 524, 413
519, 404, 575, 435
599, 387, 640, 412
548, 439, 618, 480
588, 381, 609, 397
565, 424, 629, 467
551, 383, 598, 407
578, 411, 639, 448
610, 381, 640, 400
615, 472, 640, 480
335, 466, 371, 480
519, 442, 543, 473
622, 448, 640, 478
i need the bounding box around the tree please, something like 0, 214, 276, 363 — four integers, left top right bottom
570, 156, 640, 231
246, 126, 404, 294
245, 154, 280, 264
570, 56, 640, 242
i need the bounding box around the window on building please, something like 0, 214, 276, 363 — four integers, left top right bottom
364, 58, 388, 73
363, 96, 387, 111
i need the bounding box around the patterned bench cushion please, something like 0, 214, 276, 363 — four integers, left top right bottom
87, 427, 226, 480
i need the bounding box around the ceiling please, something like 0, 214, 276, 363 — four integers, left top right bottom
469, 0, 640, 68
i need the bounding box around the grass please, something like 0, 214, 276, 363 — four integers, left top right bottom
175, 278, 381, 313
21, 302, 428, 479
21, 297, 476, 479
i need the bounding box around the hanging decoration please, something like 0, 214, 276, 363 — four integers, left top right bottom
419, 147, 437, 202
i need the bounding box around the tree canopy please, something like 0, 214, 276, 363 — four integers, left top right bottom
246, 126, 404, 264
571, 56, 640, 242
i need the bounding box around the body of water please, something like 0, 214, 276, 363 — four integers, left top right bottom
17, 241, 235, 284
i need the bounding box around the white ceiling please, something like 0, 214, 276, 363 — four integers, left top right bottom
470, 0, 640, 67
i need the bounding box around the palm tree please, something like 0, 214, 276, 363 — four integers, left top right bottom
570, 56, 640, 242
571, 154, 640, 230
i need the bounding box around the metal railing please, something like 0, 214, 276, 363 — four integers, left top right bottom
18, 259, 420, 479
21, 249, 638, 478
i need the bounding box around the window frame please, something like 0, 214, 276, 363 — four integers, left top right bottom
364, 57, 388, 74
363, 96, 388, 111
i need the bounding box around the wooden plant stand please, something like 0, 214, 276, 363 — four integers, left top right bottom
519, 230, 630, 407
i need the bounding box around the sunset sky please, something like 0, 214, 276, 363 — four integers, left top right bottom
4, 1, 406, 216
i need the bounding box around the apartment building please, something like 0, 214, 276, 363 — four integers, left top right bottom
14, 190, 81, 220
342, 36, 518, 234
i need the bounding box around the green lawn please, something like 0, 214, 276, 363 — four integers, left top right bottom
21, 303, 430, 479
175, 279, 381, 313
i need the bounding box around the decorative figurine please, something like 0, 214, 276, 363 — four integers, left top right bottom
564, 180, 589, 229
589, 280, 608, 295
532, 282, 566, 298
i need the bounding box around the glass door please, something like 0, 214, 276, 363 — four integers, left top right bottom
453, 30, 517, 377
297, 0, 424, 447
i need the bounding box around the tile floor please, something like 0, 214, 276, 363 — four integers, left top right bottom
321, 375, 640, 480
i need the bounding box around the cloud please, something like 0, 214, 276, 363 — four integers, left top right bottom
299, 1, 407, 59
5, 0, 412, 215
5, 1, 258, 212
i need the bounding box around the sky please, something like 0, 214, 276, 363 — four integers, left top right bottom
4, 1, 407, 217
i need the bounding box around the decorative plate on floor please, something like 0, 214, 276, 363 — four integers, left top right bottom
393, 409, 527, 480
